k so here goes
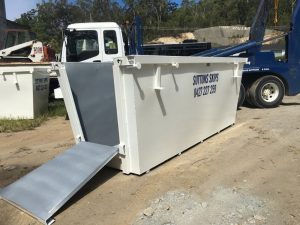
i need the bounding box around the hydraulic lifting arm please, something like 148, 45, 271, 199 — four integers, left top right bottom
194, 0, 272, 57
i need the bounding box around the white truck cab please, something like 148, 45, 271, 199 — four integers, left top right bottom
61, 22, 124, 62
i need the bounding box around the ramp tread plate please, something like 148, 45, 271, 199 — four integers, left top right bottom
0, 142, 118, 224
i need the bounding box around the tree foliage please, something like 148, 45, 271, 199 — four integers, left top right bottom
15, 0, 294, 51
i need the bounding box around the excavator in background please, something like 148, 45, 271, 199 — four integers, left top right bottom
0, 0, 55, 63
0, 0, 57, 99
0, 40, 55, 62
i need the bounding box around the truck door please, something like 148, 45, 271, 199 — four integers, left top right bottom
101, 28, 124, 62
64, 29, 103, 62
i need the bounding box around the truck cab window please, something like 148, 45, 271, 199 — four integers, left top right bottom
66, 30, 99, 62
103, 30, 118, 54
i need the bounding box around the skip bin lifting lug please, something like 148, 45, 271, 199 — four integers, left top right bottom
153, 63, 179, 90
233, 62, 241, 78
171, 62, 179, 68
126, 59, 142, 69
154, 65, 164, 90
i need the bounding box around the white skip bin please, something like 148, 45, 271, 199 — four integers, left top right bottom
58, 55, 247, 175
0, 56, 247, 225
0, 65, 51, 119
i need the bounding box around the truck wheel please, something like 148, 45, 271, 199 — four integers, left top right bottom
249, 75, 285, 108
244, 83, 255, 106
245, 89, 255, 106
237, 83, 245, 108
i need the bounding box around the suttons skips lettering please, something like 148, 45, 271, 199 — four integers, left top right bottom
193, 73, 219, 98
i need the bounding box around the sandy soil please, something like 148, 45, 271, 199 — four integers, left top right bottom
0, 96, 300, 225
150, 32, 195, 44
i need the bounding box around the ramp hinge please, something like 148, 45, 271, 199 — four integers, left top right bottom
118, 143, 126, 155
172, 62, 179, 68
75, 135, 83, 143
46, 218, 55, 225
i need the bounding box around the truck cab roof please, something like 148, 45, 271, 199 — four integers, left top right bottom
67, 22, 120, 30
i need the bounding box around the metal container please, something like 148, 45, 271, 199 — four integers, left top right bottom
58, 55, 247, 175
0, 56, 247, 224
0, 65, 50, 119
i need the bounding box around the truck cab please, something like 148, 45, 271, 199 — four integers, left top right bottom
61, 22, 124, 62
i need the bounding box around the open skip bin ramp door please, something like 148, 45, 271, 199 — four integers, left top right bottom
0, 61, 120, 224
0, 142, 118, 224
0, 63, 119, 224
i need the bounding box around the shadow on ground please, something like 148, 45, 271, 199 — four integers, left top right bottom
54, 167, 119, 216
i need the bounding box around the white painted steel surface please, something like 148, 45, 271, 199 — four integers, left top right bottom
113, 56, 247, 174
59, 56, 246, 174
0, 65, 51, 119
57, 55, 246, 175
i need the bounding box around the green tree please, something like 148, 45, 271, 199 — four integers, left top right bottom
14, 0, 294, 50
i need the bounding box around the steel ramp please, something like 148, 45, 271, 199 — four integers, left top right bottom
0, 142, 118, 225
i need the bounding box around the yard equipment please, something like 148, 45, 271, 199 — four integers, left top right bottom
61, 0, 300, 108
0, 55, 246, 224
0, 0, 55, 63
196, 0, 300, 108
61, 17, 211, 63
0, 0, 55, 119
0, 40, 55, 63
4, 0, 298, 224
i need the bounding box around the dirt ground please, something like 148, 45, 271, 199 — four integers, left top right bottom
0, 96, 300, 225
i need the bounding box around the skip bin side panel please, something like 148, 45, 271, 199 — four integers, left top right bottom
126, 62, 242, 174
0, 69, 34, 119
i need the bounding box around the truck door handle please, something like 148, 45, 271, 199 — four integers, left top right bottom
93, 60, 101, 62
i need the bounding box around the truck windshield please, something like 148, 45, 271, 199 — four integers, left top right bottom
66, 30, 99, 62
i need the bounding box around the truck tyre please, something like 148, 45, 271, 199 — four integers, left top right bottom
249, 75, 285, 108
245, 89, 255, 106
238, 83, 245, 108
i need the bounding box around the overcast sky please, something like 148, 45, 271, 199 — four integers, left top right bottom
5, 0, 182, 21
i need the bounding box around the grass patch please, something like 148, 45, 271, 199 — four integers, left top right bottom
48, 101, 67, 117
0, 100, 67, 133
